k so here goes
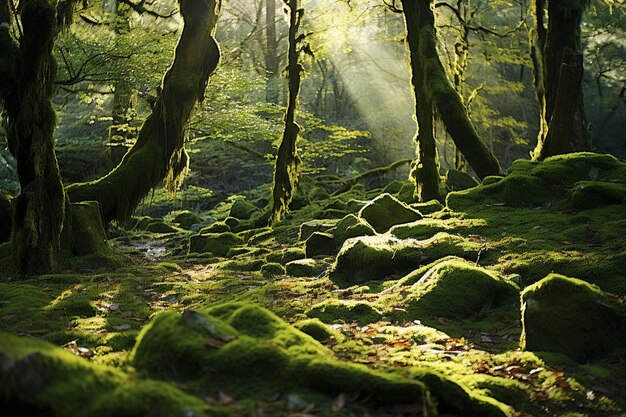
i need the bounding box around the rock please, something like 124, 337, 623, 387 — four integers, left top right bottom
224, 216, 240, 229
333, 214, 376, 243
345, 199, 368, 213
293, 319, 342, 343
285, 258, 328, 277
200, 221, 230, 233
396, 182, 416, 204
446, 169, 479, 191
482, 175, 504, 185
305, 232, 336, 257
383, 180, 406, 194
520, 274, 626, 360
329, 233, 481, 286
266, 247, 306, 264
261, 262, 286, 277
307, 300, 383, 325
400, 258, 519, 320
298, 220, 336, 241
173, 211, 202, 230
570, 181, 626, 210
410, 199, 444, 215
188, 232, 243, 257
359, 193, 422, 233
145, 221, 177, 234
229, 199, 258, 220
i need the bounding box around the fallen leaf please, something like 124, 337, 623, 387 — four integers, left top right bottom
331, 393, 346, 412
111, 324, 131, 331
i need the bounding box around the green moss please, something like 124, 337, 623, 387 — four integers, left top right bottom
570, 180, 626, 210
410, 199, 444, 214
172, 210, 202, 230
446, 169, 479, 191
261, 262, 286, 277
298, 220, 337, 241
265, 247, 306, 264
307, 300, 383, 325
305, 232, 337, 257
229, 198, 258, 220
293, 318, 341, 343
145, 221, 178, 233
520, 274, 626, 360
0, 332, 229, 417
332, 214, 376, 242
285, 258, 328, 277
358, 193, 423, 233
131, 303, 430, 408
188, 232, 243, 257
399, 258, 519, 320
200, 221, 230, 233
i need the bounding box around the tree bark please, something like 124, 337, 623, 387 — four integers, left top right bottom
531, 0, 590, 159
0, 0, 66, 275
265, 0, 281, 104
270, 0, 303, 224
67, 0, 222, 223
400, 0, 501, 201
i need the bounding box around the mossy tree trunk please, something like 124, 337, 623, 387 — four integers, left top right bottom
400, 0, 502, 199
67, 0, 222, 223
0, 0, 74, 275
270, 0, 303, 224
401, 0, 441, 202
531, 0, 591, 160
264, 0, 281, 104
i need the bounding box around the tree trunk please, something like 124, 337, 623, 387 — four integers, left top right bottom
67, 0, 222, 223
265, 0, 281, 104
531, 0, 590, 159
401, 0, 501, 200
270, 0, 302, 223
0, 0, 66, 275
401, 0, 441, 202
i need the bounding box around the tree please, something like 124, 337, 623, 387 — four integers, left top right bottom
530, 0, 592, 159
0, 0, 78, 275
398, 0, 503, 202
270, 0, 306, 223
67, 0, 222, 224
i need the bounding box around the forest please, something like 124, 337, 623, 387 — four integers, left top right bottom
0, 0, 625, 415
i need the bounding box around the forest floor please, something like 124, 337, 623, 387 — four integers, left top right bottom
1, 152, 625, 417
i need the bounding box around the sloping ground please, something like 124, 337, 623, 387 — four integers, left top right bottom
0, 152, 625, 416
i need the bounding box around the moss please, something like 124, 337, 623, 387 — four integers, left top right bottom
131, 303, 430, 408
224, 216, 240, 229
570, 180, 626, 210
398, 258, 519, 320
358, 193, 423, 233
293, 318, 341, 343
329, 233, 480, 286
446, 169, 479, 191
261, 262, 286, 277
410, 199, 444, 215
332, 214, 376, 243
0, 332, 229, 417
285, 258, 328, 277
298, 220, 336, 241
482, 175, 504, 185
383, 180, 406, 194
265, 247, 306, 264
172, 210, 202, 230
307, 300, 383, 325
200, 221, 230, 233
188, 232, 243, 257
305, 232, 337, 257
145, 221, 177, 233
396, 182, 417, 204
520, 274, 626, 360
229, 198, 258, 220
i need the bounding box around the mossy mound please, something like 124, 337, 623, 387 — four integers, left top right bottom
293, 318, 342, 343
359, 193, 423, 233
305, 232, 336, 257
329, 233, 480, 286
398, 258, 519, 320
285, 258, 328, 277
333, 214, 376, 242
200, 221, 230, 233
229, 199, 258, 220
298, 220, 336, 241
131, 303, 429, 407
266, 247, 306, 264
0, 333, 229, 417
446, 169, 479, 191
188, 232, 244, 257
145, 221, 178, 234
260, 262, 285, 276
520, 274, 626, 360
447, 152, 626, 211
410, 199, 444, 215
307, 300, 383, 325
173, 210, 202, 230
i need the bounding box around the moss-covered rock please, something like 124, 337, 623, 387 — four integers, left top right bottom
410, 199, 444, 215
0, 333, 229, 417
145, 221, 178, 234
446, 169, 479, 191
200, 221, 230, 234
520, 274, 626, 360
359, 193, 423, 233
332, 214, 376, 242
266, 247, 306, 264
399, 258, 519, 320
260, 262, 286, 277
307, 300, 383, 325
293, 318, 342, 343
224, 216, 240, 229
329, 233, 480, 286
173, 210, 202, 230
229, 199, 258, 220
188, 232, 243, 257
570, 180, 626, 210
285, 258, 328, 277
298, 220, 336, 241
130, 303, 430, 407
396, 182, 416, 204
383, 180, 406, 194
305, 232, 336, 257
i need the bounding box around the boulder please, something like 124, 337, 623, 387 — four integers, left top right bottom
305, 232, 336, 257
188, 232, 243, 257
298, 220, 336, 241
260, 262, 286, 277
520, 274, 626, 360
306, 300, 382, 325
285, 258, 328, 277
333, 214, 376, 242
359, 193, 422, 233
173, 210, 202, 230
446, 169, 479, 191
229, 199, 258, 220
